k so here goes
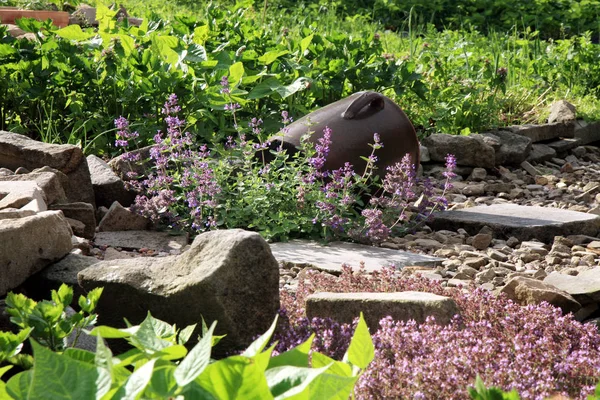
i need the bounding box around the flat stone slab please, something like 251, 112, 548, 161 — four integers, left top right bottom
93, 230, 188, 252
430, 204, 600, 243
269, 240, 443, 275
544, 268, 600, 304
306, 291, 459, 331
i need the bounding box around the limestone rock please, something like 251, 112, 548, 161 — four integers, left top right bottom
97, 202, 149, 232
0, 211, 73, 295
306, 291, 460, 331
78, 229, 280, 353
422, 134, 495, 168
93, 230, 188, 252
108, 145, 154, 180
526, 144, 557, 163
0, 181, 47, 211
544, 268, 600, 305
481, 131, 532, 165
87, 155, 137, 208
0, 169, 67, 205
0, 132, 95, 206
49, 202, 96, 239
503, 123, 574, 142
501, 276, 581, 315
548, 100, 576, 124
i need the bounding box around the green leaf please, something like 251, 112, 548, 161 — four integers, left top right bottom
300, 34, 314, 53
0, 328, 30, 362
194, 355, 273, 399
268, 334, 313, 369
229, 61, 245, 87
178, 324, 197, 345
258, 50, 290, 65
78, 288, 103, 314
6, 370, 32, 400
0, 366, 13, 399
24, 341, 111, 400
64, 348, 96, 364
56, 25, 94, 41
174, 320, 216, 387
193, 25, 210, 44
248, 77, 282, 100
156, 344, 188, 361
112, 359, 156, 400
265, 365, 330, 399
311, 352, 352, 377
148, 363, 178, 398
305, 373, 358, 399
87, 325, 132, 339
242, 316, 278, 358
344, 312, 374, 370
274, 78, 310, 99
119, 34, 136, 57
153, 35, 180, 66
0, 44, 17, 57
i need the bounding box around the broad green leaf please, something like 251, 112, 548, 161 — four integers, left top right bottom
148, 363, 177, 398
344, 313, 374, 370
0, 328, 30, 362
229, 62, 245, 87
268, 334, 313, 369
300, 34, 314, 53
56, 25, 94, 41
185, 44, 207, 63
6, 370, 32, 400
265, 365, 330, 399
195, 355, 273, 399
193, 25, 210, 44
248, 77, 282, 100
156, 344, 188, 361
0, 44, 17, 57
274, 78, 310, 99
88, 326, 132, 339
112, 359, 156, 400
0, 366, 12, 399
78, 288, 103, 314
258, 50, 290, 65
174, 320, 216, 387
95, 336, 113, 374
255, 344, 276, 372
311, 352, 352, 377
25, 341, 111, 400
304, 373, 358, 400
119, 35, 136, 57
64, 348, 96, 364
153, 35, 180, 66
242, 316, 278, 358
178, 324, 197, 345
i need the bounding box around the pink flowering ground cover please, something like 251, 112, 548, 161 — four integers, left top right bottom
276, 265, 600, 399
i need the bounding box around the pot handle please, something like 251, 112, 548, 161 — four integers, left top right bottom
341, 91, 385, 120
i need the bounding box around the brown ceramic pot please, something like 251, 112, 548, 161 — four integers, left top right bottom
269, 91, 420, 177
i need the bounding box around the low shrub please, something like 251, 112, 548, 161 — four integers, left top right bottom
118, 93, 455, 242
276, 266, 600, 399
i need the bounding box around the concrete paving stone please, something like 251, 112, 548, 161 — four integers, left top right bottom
269, 240, 443, 275
93, 230, 188, 252
430, 204, 600, 243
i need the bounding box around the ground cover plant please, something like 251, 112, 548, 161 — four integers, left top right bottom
275, 266, 600, 399
1, 1, 600, 152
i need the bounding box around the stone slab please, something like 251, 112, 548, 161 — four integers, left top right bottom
547, 138, 582, 154
544, 268, 600, 304
269, 240, 443, 275
306, 291, 459, 331
430, 204, 600, 243
574, 120, 600, 145
93, 230, 188, 252
0, 181, 47, 211
503, 123, 574, 142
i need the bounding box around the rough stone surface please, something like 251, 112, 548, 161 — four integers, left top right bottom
93, 230, 188, 252
49, 202, 96, 239
306, 291, 460, 331
0, 170, 67, 205
430, 204, 600, 243
0, 208, 36, 220
504, 123, 575, 142
87, 155, 137, 208
0, 181, 47, 211
544, 268, 600, 305
0, 131, 95, 206
422, 134, 495, 168
526, 144, 557, 163
78, 229, 280, 353
548, 100, 577, 124
270, 240, 443, 275
547, 138, 582, 154
500, 276, 581, 315
108, 145, 154, 180
574, 120, 600, 145
97, 202, 150, 232
481, 131, 532, 165
0, 211, 73, 295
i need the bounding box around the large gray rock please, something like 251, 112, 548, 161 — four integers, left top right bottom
78, 229, 280, 353
0, 181, 46, 211
480, 131, 532, 165
87, 155, 137, 208
422, 134, 495, 168
544, 268, 600, 305
573, 120, 600, 145
306, 291, 459, 331
93, 230, 188, 252
97, 202, 149, 232
500, 276, 581, 315
548, 100, 576, 124
430, 204, 600, 243
526, 144, 557, 163
503, 123, 575, 142
0, 211, 73, 295
49, 202, 96, 239
0, 132, 95, 207
269, 240, 443, 276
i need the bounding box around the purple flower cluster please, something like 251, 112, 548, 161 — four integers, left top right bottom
276, 267, 600, 399
114, 115, 139, 150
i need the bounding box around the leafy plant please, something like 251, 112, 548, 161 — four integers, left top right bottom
2, 310, 375, 399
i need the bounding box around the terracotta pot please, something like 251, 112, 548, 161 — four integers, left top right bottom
268, 91, 420, 178
0, 8, 69, 28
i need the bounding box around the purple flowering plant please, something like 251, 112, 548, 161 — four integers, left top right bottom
116, 92, 455, 243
